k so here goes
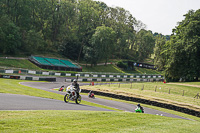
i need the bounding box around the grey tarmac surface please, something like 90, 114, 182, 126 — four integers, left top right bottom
18, 82, 191, 120
0, 93, 112, 111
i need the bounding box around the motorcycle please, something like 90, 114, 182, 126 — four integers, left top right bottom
59, 85, 64, 91
88, 91, 95, 99
135, 106, 144, 113
64, 85, 82, 104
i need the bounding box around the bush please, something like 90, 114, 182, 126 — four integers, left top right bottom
117, 61, 128, 70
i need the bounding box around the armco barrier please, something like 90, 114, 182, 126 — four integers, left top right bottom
81, 89, 200, 117
0, 75, 56, 82
65, 78, 163, 82
0, 69, 164, 79
0, 75, 20, 79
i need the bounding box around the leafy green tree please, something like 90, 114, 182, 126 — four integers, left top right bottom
154, 35, 168, 70
158, 9, 200, 81
85, 25, 116, 65
0, 0, 156, 64
105, 7, 137, 59
0, 15, 21, 54
77, 0, 103, 62
135, 29, 155, 61
22, 30, 46, 54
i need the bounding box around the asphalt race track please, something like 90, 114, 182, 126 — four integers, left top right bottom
0, 81, 190, 120
0, 93, 112, 111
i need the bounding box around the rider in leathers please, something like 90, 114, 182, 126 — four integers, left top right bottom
136, 104, 144, 113
72, 79, 80, 99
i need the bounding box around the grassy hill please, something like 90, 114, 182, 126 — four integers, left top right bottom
0, 58, 161, 74
0, 58, 42, 70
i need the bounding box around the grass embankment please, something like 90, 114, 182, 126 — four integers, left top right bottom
0, 58, 125, 73
124, 67, 162, 75
82, 64, 162, 74
82, 82, 200, 111
0, 58, 162, 74
0, 58, 41, 70
0, 111, 200, 133
0, 79, 119, 111
82, 64, 124, 73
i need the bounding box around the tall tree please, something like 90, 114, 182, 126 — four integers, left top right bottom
157, 9, 200, 81
0, 15, 21, 54
135, 29, 155, 61
84, 25, 116, 65
154, 35, 168, 70
77, 0, 102, 62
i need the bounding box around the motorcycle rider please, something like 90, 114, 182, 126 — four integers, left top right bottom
72, 79, 80, 100
88, 90, 94, 98
89, 90, 92, 96
136, 104, 144, 113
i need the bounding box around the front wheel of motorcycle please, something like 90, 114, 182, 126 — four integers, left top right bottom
64, 94, 70, 103
75, 95, 81, 104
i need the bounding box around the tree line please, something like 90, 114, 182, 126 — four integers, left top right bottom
1, 0, 198, 81
154, 9, 200, 81
0, 0, 157, 65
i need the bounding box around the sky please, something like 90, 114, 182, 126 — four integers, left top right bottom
94, 0, 200, 35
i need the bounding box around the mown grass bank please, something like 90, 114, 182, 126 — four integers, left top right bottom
0, 110, 200, 133
0, 58, 41, 70
81, 64, 123, 73
82, 82, 200, 111
0, 58, 161, 74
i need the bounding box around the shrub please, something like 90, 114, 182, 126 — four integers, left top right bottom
117, 61, 128, 70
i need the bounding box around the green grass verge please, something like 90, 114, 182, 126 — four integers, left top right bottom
0, 58, 41, 70
0, 110, 200, 133
0, 79, 62, 100
125, 67, 163, 75
0, 58, 123, 73
81, 64, 123, 73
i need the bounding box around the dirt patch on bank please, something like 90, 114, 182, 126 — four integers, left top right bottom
167, 83, 200, 88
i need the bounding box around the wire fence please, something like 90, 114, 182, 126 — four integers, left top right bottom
90, 82, 200, 99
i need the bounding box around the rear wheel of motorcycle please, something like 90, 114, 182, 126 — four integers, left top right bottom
64, 94, 70, 103
75, 95, 81, 104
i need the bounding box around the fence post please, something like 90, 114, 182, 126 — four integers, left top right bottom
141, 85, 144, 90
194, 93, 199, 99
182, 90, 184, 96
155, 86, 157, 92
118, 83, 120, 88
130, 82, 132, 89
169, 88, 171, 94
